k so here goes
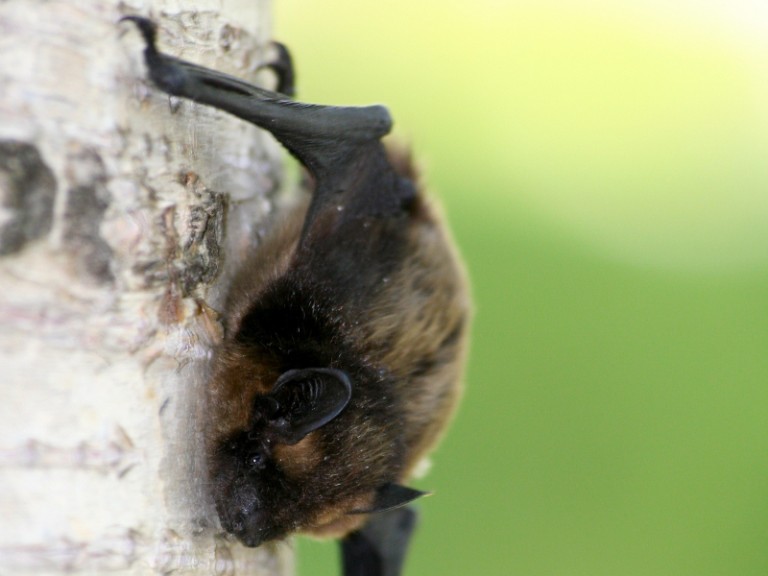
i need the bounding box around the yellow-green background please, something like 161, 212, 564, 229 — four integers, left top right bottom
275, 1, 768, 574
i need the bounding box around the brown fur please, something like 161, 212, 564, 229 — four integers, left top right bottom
205, 144, 470, 542
346, 150, 470, 479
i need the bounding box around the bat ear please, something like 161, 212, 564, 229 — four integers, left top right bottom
352, 484, 430, 515
267, 368, 352, 444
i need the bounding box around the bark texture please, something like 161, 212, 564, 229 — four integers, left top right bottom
0, 1, 293, 574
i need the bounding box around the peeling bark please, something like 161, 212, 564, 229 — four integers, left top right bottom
0, 1, 293, 574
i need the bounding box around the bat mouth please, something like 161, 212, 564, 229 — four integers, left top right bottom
232, 523, 267, 548
221, 508, 273, 548
214, 479, 272, 547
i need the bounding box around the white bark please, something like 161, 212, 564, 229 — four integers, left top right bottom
0, 1, 293, 574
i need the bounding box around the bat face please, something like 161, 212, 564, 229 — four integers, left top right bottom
207, 356, 379, 547
124, 16, 470, 575
206, 276, 416, 546
211, 428, 284, 547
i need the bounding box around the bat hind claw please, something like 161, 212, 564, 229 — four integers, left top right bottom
263, 41, 296, 97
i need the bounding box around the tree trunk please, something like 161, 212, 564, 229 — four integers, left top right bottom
0, 1, 292, 574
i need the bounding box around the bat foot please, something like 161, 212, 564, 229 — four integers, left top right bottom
261, 41, 296, 97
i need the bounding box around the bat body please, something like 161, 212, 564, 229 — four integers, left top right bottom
123, 17, 470, 576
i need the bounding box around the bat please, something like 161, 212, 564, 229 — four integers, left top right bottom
122, 16, 471, 576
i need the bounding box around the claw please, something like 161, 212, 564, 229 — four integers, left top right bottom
262, 41, 296, 97
119, 15, 158, 51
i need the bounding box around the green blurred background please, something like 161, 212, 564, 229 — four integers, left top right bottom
274, 1, 768, 574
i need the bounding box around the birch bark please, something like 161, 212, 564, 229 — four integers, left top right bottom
0, 1, 292, 574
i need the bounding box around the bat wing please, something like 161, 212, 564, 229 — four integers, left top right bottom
341, 507, 417, 576
121, 17, 411, 242
123, 17, 418, 302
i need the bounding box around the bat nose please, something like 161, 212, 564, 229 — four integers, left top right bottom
231, 510, 247, 533
225, 483, 268, 546
230, 509, 267, 547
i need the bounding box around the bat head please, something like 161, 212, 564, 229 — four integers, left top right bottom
208, 365, 428, 547
209, 367, 352, 546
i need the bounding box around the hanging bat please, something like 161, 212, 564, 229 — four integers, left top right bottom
122, 16, 470, 576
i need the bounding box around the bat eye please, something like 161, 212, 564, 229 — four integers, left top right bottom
247, 451, 266, 470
